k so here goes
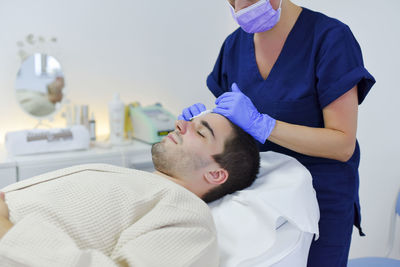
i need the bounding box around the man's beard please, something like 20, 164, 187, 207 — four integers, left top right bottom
151, 142, 172, 176
151, 141, 212, 179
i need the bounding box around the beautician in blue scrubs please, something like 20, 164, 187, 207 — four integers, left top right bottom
179, 0, 375, 266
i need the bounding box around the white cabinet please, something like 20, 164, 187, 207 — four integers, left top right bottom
125, 146, 155, 172
0, 165, 17, 189
0, 140, 153, 185
0, 150, 18, 189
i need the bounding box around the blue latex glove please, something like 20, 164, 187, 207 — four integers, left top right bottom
178, 103, 207, 121
213, 83, 276, 143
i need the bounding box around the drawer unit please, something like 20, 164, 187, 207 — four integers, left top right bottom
1, 140, 153, 182
0, 165, 17, 189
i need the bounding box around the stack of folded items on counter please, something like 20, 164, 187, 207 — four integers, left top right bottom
5, 125, 90, 156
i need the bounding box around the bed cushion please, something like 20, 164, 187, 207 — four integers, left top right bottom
208, 151, 319, 267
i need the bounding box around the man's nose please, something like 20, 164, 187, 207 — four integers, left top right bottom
176, 120, 189, 135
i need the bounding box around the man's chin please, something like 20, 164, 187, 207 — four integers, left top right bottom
151, 142, 164, 154
151, 142, 172, 174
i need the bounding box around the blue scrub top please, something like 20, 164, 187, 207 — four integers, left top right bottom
207, 7, 375, 242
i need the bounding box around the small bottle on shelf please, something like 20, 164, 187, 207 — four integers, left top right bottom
89, 112, 96, 141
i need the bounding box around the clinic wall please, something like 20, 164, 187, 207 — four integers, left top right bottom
0, 0, 232, 137
0, 0, 399, 260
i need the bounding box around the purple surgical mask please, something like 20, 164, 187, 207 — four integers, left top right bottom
230, 0, 282, 33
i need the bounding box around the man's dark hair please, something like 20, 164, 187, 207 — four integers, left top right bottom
202, 121, 260, 203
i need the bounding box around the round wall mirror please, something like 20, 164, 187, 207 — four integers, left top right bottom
15, 53, 65, 118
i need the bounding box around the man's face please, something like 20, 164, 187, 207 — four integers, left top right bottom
151, 113, 233, 180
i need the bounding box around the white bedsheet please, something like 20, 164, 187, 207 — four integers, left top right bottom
209, 151, 319, 267
245, 222, 314, 267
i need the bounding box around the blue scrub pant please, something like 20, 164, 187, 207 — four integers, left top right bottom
307, 206, 355, 267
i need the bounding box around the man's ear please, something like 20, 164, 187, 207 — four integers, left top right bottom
204, 168, 229, 185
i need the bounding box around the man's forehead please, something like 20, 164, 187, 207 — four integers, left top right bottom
194, 113, 232, 138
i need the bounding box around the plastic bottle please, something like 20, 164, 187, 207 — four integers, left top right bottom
89, 112, 96, 141
108, 93, 125, 145
74, 105, 82, 125
81, 105, 89, 130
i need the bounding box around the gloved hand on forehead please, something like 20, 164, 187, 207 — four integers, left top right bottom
178, 103, 207, 121
213, 83, 276, 143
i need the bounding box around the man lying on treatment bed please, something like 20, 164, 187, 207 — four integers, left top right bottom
0, 112, 260, 267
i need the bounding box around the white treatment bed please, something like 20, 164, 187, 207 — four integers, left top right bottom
209, 151, 320, 267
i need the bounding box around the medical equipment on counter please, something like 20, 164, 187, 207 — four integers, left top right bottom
129, 102, 176, 144
5, 125, 90, 156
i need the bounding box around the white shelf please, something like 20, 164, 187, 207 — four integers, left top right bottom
0, 140, 153, 184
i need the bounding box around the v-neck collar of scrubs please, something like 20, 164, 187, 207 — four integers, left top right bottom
249, 7, 305, 82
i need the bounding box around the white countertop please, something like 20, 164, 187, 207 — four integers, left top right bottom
0, 139, 152, 168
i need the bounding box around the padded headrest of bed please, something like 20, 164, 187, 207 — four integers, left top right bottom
209, 151, 319, 267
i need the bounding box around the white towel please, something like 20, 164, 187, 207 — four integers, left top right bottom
209, 151, 319, 267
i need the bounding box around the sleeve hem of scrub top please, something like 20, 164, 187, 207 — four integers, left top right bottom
318, 66, 376, 109
207, 73, 225, 98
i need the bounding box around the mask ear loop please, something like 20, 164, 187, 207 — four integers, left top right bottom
276, 0, 283, 21
278, 0, 282, 10
229, 3, 236, 15
227, 0, 235, 10
228, 1, 239, 22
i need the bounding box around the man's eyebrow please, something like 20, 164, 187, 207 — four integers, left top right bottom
200, 120, 215, 139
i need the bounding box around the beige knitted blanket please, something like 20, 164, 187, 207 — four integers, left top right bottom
0, 164, 219, 267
